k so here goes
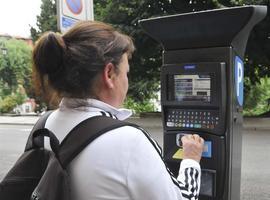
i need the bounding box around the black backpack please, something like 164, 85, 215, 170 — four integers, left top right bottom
0, 112, 136, 200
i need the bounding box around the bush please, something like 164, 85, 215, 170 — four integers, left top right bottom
0, 95, 18, 113
244, 77, 270, 116
0, 93, 26, 113
123, 97, 156, 115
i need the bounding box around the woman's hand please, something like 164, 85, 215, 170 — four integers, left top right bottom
181, 134, 205, 163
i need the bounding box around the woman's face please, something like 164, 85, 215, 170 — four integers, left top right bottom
112, 53, 129, 108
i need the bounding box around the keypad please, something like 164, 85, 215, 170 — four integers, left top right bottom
166, 109, 219, 130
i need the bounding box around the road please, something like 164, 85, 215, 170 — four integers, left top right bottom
0, 125, 31, 179
0, 124, 270, 200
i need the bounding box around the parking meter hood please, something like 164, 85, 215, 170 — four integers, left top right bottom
139, 5, 267, 58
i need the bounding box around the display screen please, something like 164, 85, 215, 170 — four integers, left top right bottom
200, 170, 216, 197
173, 74, 211, 102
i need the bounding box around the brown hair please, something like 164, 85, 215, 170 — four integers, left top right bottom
32, 21, 135, 100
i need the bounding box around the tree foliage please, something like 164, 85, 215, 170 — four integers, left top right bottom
244, 76, 270, 115
94, 0, 269, 102
30, 0, 270, 104
243, 0, 270, 85
0, 39, 32, 98
0, 92, 26, 113
30, 0, 58, 42
0, 39, 31, 113
95, 0, 170, 101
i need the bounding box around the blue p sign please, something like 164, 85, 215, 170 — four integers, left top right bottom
235, 56, 244, 106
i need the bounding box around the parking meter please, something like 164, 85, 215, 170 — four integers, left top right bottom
140, 6, 267, 200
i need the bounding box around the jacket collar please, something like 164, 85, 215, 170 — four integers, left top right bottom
59, 98, 132, 120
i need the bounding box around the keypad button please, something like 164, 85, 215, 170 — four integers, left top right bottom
167, 110, 219, 129
195, 124, 201, 128
167, 122, 174, 127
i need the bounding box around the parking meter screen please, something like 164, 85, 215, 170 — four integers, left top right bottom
173, 74, 211, 102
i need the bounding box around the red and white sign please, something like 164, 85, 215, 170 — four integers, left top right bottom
57, 0, 94, 33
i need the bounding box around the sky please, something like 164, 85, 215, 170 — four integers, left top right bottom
0, 0, 42, 38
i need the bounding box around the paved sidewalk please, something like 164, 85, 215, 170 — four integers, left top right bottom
0, 115, 39, 125
243, 117, 270, 130
0, 115, 270, 130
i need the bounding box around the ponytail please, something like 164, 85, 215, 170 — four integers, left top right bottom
33, 32, 66, 76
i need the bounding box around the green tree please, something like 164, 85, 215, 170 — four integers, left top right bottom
244, 76, 270, 116
30, 0, 58, 42
242, 0, 270, 85
95, 1, 169, 101
30, 0, 269, 105
0, 39, 32, 97
94, 0, 233, 101
0, 39, 31, 113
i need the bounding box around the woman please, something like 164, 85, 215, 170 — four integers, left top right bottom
32, 20, 204, 200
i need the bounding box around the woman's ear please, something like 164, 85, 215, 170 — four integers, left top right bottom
103, 62, 116, 89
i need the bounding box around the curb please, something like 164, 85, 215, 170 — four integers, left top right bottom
1, 117, 270, 131
0, 123, 37, 126
243, 127, 270, 131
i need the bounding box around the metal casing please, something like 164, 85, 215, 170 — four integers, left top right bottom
140, 5, 267, 200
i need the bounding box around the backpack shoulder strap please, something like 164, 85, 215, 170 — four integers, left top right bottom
24, 111, 54, 151
58, 115, 134, 167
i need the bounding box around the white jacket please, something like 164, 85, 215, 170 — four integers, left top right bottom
45, 98, 201, 200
